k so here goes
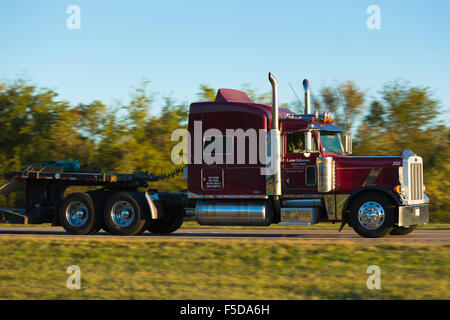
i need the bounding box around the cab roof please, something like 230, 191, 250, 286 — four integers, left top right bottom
190, 88, 343, 132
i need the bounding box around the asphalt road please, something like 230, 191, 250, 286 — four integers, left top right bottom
0, 226, 449, 243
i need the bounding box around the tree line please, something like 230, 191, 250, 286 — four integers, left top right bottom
0, 78, 448, 222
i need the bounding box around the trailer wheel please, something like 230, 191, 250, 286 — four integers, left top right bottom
349, 192, 395, 238
147, 205, 184, 234
390, 225, 417, 235
104, 192, 148, 236
59, 193, 101, 235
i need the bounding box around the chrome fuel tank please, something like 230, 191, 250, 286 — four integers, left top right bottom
195, 201, 273, 226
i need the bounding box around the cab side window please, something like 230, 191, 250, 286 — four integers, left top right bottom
286, 133, 305, 154
286, 132, 318, 154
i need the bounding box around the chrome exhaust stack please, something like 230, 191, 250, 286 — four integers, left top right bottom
269, 73, 279, 130
303, 79, 314, 155
303, 79, 311, 115
267, 72, 281, 196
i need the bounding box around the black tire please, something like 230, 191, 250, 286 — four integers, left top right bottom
147, 205, 184, 234
104, 192, 148, 236
390, 225, 417, 235
88, 189, 114, 234
86, 191, 110, 235
59, 192, 101, 235
349, 192, 395, 238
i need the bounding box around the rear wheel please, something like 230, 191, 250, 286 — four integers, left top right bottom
147, 205, 184, 234
390, 225, 417, 235
104, 192, 148, 236
349, 192, 395, 238
59, 193, 101, 235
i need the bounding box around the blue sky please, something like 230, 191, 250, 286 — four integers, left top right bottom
1, 0, 449, 118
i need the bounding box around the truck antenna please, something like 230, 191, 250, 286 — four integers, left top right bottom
338, 88, 349, 130
289, 82, 303, 113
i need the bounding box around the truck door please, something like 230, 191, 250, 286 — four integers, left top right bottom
282, 131, 319, 194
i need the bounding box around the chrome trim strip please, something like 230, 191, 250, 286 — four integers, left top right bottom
348, 156, 400, 158
281, 194, 322, 199
187, 192, 268, 199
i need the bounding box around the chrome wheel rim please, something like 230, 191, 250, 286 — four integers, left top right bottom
66, 201, 89, 227
358, 201, 385, 230
111, 201, 135, 228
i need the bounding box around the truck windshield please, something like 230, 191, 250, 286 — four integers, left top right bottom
320, 132, 343, 153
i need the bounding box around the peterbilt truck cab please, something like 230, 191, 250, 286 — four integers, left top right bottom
186, 73, 429, 238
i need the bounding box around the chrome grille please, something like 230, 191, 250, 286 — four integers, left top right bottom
409, 161, 423, 201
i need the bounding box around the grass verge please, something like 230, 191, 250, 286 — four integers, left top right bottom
0, 237, 448, 299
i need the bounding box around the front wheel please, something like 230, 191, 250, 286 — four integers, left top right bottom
349, 192, 395, 238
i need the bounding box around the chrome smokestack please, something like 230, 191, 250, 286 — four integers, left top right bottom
303, 79, 310, 115
269, 73, 279, 130
267, 72, 281, 196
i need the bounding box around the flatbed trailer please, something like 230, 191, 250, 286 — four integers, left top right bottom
0, 165, 187, 235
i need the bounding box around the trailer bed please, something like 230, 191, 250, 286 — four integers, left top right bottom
0, 165, 167, 225
8, 167, 159, 187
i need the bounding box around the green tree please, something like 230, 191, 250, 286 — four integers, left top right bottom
354, 81, 447, 222
320, 87, 339, 118
365, 101, 385, 128
197, 84, 216, 102
0, 80, 94, 207
314, 81, 365, 130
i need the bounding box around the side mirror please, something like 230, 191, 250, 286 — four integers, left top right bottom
343, 131, 352, 155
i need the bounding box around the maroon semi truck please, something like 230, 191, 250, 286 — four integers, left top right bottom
0, 73, 429, 238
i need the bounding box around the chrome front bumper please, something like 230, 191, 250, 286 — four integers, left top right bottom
398, 203, 429, 227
